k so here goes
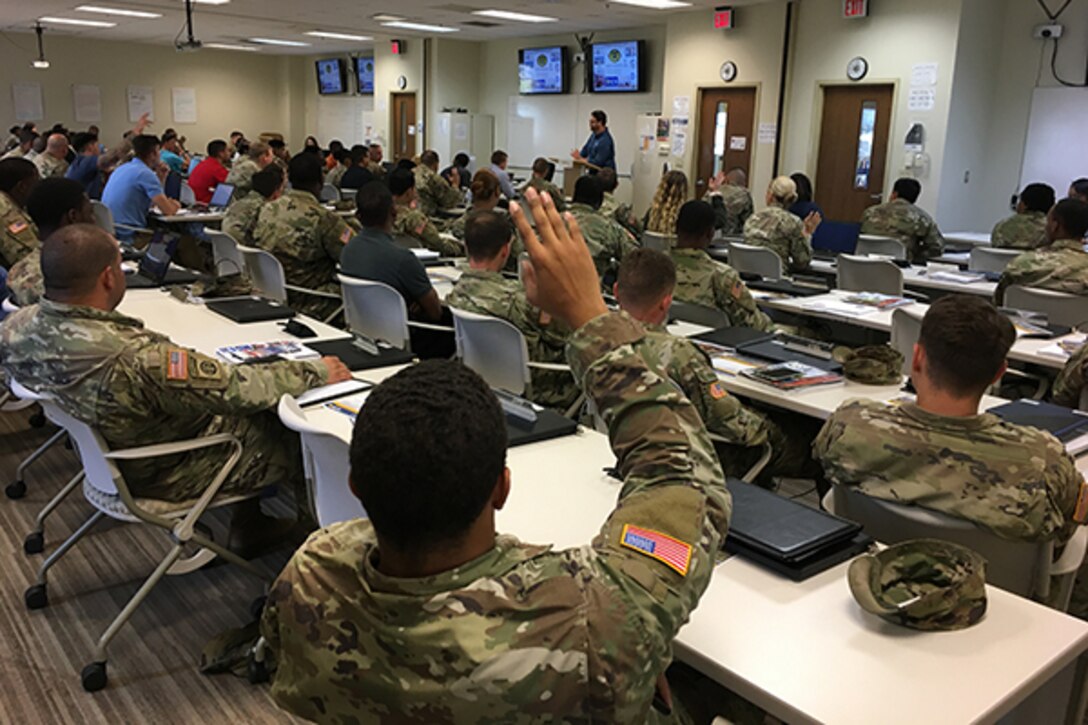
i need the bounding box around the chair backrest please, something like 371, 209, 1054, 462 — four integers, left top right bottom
208, 230, 246, 278
968, 246, 1021, 274
1004, 286, 1088, 327
338, 275, 411, 349
320, 184, 341, 202
828, 486, 1051, 598
238, 245, 288, 303
91, 200, 115, 235
669, 299, 730, 328
277, 396, 365, 527
837, 254, 904, 295
179, 182, 197, 207
642, 231, 675, 252
393, 233, 421, 249
889, 306, 925, 375
451, 308, 531, 395
727, 241, 784, 280
1, 296, 18, 314
855, 235, 907, 261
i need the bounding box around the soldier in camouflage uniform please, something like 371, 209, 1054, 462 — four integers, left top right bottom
568, 175, 637, 284
670, 200, 774, 331
814, 294, 1084, 551
365, 143, 386, 180
994, 198, 1088, 305
414, 149, 463, 217
598, 167, 641, 237
526, 156, 567, 212
708, 168, 754, 236
991, 183, 1054, 250
33, 134, 69, 180
446, 170, 523, 272
389, 167, 464, 257
446, 210, 577, 411
0, 158, 40, 269
744, 176, 818, 273
860, 177, 944, 263
261, 186, 732, 722
224, 141, 272, 197
0, 225, 351, 535
1053, 343, 1088, 409
252, 154, 354, 320
222, 166, 283, 246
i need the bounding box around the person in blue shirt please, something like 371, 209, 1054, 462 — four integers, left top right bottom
787, 172, 824, 221
570, 109, 616, 172
487, 150, 517, 199
159, 130, 190, 176
101, 134, 180, 244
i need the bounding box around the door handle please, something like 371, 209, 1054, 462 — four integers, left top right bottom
869, 194, 882, 200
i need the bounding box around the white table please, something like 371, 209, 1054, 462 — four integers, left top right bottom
807, 258, 996, 297
945, 231, 993, 248
155, 205, 355, 225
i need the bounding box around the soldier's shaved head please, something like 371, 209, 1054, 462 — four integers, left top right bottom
616, 248, 675, 316
918, 295, 1014, 397
42, 223, 120, 301
463, 210, 513, 262
1049, 198, 1088, 241
45, 133, 69, 158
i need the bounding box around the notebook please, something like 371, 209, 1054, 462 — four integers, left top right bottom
989, 399, 1088, 455
307, 338, 416, 371
205, 297, 296, 323
746, 278, 830, 297
691, 327, 775, 351
737, 338, 844, 373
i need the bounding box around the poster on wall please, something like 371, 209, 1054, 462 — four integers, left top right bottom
908, 88, 936, 112
127, 85, 154, 123
171, 88, 197, 124
12, 83, 43, 122
73, 84, 101, 123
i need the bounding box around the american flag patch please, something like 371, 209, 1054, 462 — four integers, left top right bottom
167, 349, 188, 381
620, 524, 692, 576
8, 221, 28, 234
1075, 483, 1088, 524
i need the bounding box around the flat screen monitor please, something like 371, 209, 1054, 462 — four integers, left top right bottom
518, 46, 568, 95
590, 40, 645, 93
316, 58, 347, 95
354, 56, 375, 94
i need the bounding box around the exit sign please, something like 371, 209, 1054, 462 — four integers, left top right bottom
714, 6, 734, 29
844, 0, 868, 18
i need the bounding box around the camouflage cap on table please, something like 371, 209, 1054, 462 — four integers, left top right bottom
848, 539, 987, 631
840, 345, 904, 385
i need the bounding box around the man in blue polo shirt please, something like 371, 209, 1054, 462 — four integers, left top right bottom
101, 134, 180, 244
571, 109, 616, 172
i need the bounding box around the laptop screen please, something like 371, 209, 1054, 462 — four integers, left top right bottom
163, 171, 182, 201
209, 183, 235, 208
137, 231, 180, 284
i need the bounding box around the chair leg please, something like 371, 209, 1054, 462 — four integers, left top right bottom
35, 510, 105, 586
8, 428, 66, 500
183, 528, 264, 578
24, 472, 84, 555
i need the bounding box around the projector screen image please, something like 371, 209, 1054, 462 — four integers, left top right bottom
316, 58, 346, 95
591, 40, 644, 93
519, 46, 567, 94
355, 56, 375, 94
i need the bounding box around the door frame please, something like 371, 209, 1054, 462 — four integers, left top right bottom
692, 83, 762, 198
809, 80, 900, 199
390, 91, 418, 161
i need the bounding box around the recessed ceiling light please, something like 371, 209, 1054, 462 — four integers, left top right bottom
76, 5, 162, 18
372, 14, 404, 22
608, 0, 690, 8
472, 9, 557, 23
305, 31, 373, 42
38, 16, 118, 27
248, 37, 311, 47
381, 20, 458, 33
205, 42, 258, 51
185, 0, 231, 4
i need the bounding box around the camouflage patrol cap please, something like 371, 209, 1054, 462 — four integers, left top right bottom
848, 539, 987, 631
841, 345, 903, 385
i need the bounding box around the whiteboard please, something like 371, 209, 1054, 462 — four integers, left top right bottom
316, 95, 376, 147
1019, 87, 1088, 195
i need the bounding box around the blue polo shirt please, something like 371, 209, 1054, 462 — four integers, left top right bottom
580, 128, 616, 170
101, 158, 164, 242
66, 154, 105, 199
160, 149, 187, 175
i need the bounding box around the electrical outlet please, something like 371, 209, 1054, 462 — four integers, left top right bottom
1034, 23, 1063, 39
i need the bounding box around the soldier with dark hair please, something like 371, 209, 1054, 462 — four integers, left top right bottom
860, 177, 944, 263
389, 167, 463, 256
994, 198, 1088, 305
568, 175, 637, 284
991, 183, 1055, 250
0, 157, 40, 269
414, 148, 463, 216
223, 166, 284, 245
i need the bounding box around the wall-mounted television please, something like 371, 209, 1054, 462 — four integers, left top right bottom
589, 40, 645, 93
518, 46, 569, 95
316, 58, 347, 95
354, 56, 375, 95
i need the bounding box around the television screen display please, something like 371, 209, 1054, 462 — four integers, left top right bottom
518, 46, 568, 95
316, 58, 347, 95
590, 40, 644, 93
354, 56, 375, 94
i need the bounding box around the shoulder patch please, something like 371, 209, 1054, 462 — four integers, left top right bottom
339, 227, 352, 244
708, 381, 728, 400
620, 524, 692, 576
415, 222, 427, 235
8, 220, 28, 235
1074, 482, 1088, 525
730, 281, 744, 300
167, 349, 189, 381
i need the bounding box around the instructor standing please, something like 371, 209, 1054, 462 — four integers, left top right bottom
571, 110, 615, 172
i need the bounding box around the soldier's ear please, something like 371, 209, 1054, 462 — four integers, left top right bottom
492, 468, 511, 511
990, 361, 1008, 387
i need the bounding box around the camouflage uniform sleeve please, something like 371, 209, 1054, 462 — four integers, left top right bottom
712, 264, 773, 331
994, 254, 1036, 305
413, 212, 462, 256
134, 343, 329, 416
1053, 345, 1088, 408
788, 219, 813, 272
923, 215, 944, 259
678, 343, 769, 447
566, 312, 731, 720
0, 219, 40, 269
433, 174, 464, 210
319, 210, 352, 262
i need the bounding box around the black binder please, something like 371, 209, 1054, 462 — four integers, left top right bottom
691, 326, 775, 351
506, 409, 578, 447
746, 278, 830, 297
724, 480, 871, 581
989, 399, 1088, 442
736, 338, 843, 373
125, 268, 201, 288
206, 297, 296, 323
307, 338, 416, 371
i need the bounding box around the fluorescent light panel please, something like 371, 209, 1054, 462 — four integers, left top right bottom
381, 20, 458, 33
472, 9, 557, 23
185, 0, 231, 4
76, 5, 162, 18
248, 37, 311, 47
38, 16, 117, 27
305, 31, 373, 41
205, 43, 258, 51
608, 0, 691, 8
372, 14, 404, 22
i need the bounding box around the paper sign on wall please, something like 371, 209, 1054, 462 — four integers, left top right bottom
127, 85, 154, 123
908, 88, 936, 112
656, 118, 670, 141
171, 87, 197, 124
73, 84, 101, 123
758, 122, 777, 144
911, 63, 938, 87
671, 130, 687, 157
730, 136, 747, 151
453, 121, 468, 141
672, 96, 691, 116
12, 83, 43, 122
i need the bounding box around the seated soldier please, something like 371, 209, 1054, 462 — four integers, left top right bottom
446, 209, 578, 411
222, 166, 284, 246
5, 177, 95, 306
814, 294, 1083, 546
994, 198, 1088, 305
251, 153, 355, 320
707, 168, 754, 236
0, 224, 352, 554
597, 167, 642, 238
338, 144, 375, 191
414, 149, 463, 217
669, 200, 773, 331
0, 157, 41, 269
860, 177, 944, 263
525, 156, 566, 212
1053, 343, 1088, 409
567, 175, 637, 285
446, 169, 522, 270
991, 183, 1054, 250
324, 148, 350, 189
389, 167, 464, 257
743, 176, 820, 273
261, 186, 732, 722
224, 140, 273, 197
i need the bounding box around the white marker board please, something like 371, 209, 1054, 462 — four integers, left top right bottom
1020, 87, 1088, 195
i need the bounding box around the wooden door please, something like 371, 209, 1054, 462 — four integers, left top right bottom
694, 87, 756, 199
391, 92, 417, 161
814, 84, 894, 222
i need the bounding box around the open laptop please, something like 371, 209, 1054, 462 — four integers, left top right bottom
191, 183, 235, 212
124, 231, 201, 288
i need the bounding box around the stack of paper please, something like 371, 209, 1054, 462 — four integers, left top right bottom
216, 341, 318, 363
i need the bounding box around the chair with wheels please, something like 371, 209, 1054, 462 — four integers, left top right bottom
642, 231, 675, 252
339, 274, 453, 350
669, 300, 730, 329
968, 247, 1021, 274
1004, 286, 1088, 327
855, 235, 907, 260
889, 307, 925, 376
208, 230, 246, 278
837, 254, 904, 296
727, 242, 784, 280
4, 380, 67, 504
320, 184, 341, 202
237, 245, 342, 323
91, 200, 115, 235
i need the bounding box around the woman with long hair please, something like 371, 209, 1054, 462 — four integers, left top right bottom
743, 175, 821, 272
645, 170, 688, 235
447, 169, 523, 270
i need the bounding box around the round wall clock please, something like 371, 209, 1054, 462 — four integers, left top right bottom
720, 61, 738, 83
847, 56, 869, 81
396, 75, 408, 90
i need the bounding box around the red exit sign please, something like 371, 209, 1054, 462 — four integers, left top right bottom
714, 6, 734, 29
844, 0, 869, 18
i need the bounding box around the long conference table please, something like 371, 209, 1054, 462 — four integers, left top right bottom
117, 287, 1088, 725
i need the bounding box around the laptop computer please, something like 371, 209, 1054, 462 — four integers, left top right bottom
190, 183, 235, 212
307, 337, 416, 371
163, 171, 183, 201
737, 337, 843, 373
124, 231, 201, 288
